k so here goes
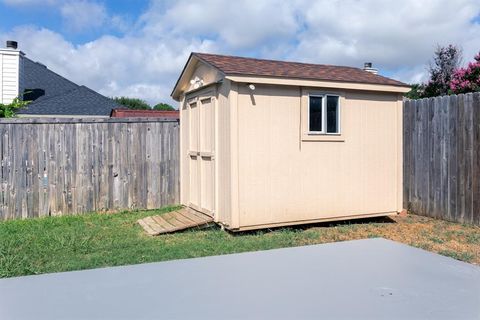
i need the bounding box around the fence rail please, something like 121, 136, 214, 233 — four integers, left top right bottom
404, 92, 480, 225
0, 118, 179, 220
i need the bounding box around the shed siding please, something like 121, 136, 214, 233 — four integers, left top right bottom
180, 95, 189, 205
396, 97, 403, 213
215, 80, 232, 225
236, 84, 401, 228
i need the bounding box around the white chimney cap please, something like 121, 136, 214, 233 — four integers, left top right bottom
363, 62, 378, 75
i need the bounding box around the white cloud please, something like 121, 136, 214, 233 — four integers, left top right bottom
1, 26, 217, 104
288, 0, 480, 71
141, 0, 300, 50
140, 0, 480, 76
59, 1, 107, 32
391, 66, 429, 85
1, 0, 480, 105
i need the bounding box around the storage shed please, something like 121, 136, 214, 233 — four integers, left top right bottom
171, 53, 410, 231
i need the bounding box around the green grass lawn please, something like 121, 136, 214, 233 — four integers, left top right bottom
1, 206, 479, 278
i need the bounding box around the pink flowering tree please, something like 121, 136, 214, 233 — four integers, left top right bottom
450, 52, 480, 94
422, 45, 462, 97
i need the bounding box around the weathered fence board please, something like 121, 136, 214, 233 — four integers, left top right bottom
0, 118, 179, 220
404, 92, 480, 225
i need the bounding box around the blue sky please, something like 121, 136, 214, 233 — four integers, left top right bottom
0, 1, 149, 43
1, 0, 479, 104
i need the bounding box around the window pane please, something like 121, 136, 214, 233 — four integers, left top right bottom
326, 96, 339, 133
309, 96, 323, 132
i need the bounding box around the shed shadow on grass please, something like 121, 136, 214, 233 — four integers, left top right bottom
150, 215, 397, 237
227, 215, 397, 237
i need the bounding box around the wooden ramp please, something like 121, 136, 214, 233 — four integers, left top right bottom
138, 208, 214, 236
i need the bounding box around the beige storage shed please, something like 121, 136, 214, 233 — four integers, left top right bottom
171, 53, 410, 231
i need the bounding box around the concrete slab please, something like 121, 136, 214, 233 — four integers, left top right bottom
0, 238, 479, 319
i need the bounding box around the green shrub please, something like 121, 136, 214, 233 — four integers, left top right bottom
153, 103, 175, 111
0, 97, 29, 118
113, 97, 151, 110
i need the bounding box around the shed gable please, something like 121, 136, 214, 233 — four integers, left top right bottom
171, 55, 224, 101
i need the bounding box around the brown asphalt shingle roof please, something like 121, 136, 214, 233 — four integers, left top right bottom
193, 52, 409, 87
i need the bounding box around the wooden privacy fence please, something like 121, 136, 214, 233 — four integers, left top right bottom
0, 118, 179, 220
404, 92, 480, 225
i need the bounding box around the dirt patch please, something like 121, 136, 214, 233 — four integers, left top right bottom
303, 214, 480, 265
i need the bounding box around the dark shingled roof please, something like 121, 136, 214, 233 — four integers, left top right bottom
18, 57, 119, 116
192, 52, 409, 87
19, 86, 120, 116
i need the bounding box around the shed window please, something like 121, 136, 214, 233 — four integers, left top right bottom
309, 96, 323, 132
308, 94, 340, 134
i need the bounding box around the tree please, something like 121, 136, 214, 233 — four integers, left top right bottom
404, 83, 425, 100
450, 51, 480, 94
0, 97, 29, 118
422, 44, 462, 97
113, 97, 150, 110
153, 103, 175, 111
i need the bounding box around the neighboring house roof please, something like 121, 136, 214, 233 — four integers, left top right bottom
111, 109, 179, 119
17, 57, 119, 116
19, 86, 120, 116
192, 52, 409, 87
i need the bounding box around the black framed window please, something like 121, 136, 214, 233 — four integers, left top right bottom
309, 96, 323, 132
308, 94, 340, 134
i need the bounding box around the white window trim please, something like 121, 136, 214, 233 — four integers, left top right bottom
307, 94, 341, 135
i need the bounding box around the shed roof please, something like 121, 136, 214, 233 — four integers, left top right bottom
192, 52, 409, 87
172, 52, 410, 100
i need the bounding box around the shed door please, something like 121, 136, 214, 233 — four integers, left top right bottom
188, 95, 215, 216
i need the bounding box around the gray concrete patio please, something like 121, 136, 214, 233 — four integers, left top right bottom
0, 238, 479, 319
